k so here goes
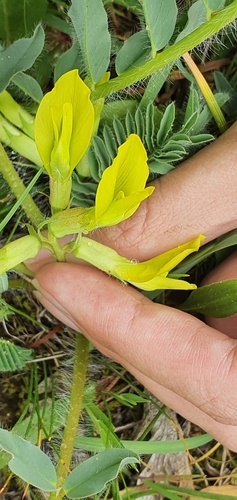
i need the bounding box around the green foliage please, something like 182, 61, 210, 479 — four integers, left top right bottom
74, 432, 213, 453
54, 40, 85, 83
176, 0, 207, 42
214, 70, 237, 120
0, 0, 47, 44
86, 403, 122, 449
142, 0, 178, 56
0, 25, 45, 93
180, 279, 237, 317
86, 90, 214, 182
0, 428, 57, 490
11, 72, 43, 103
64, 449, 139, 498
69, 0, 111, 84
0, 337, 33, 371
115, 30, 151, 75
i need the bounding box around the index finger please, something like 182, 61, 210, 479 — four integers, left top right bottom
95, 122, 237, 260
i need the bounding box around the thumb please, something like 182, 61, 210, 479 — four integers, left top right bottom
32, 261, 237, 452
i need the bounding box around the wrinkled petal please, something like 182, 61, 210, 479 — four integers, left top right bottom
115, 236, 205, 282
34, 70, 94, 176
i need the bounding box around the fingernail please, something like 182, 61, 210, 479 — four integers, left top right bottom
32, 278, 41, 292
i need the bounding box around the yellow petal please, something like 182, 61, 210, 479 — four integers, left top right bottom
95, 134, 149, 221
94, 186, 154, 228
34, 70, 94, 175
130, 275, 197, 291
115, 236, 205, 284
50, 102, 73, 178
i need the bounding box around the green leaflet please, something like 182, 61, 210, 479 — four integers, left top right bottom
142, 0, 178, 57
0, 428, 57, 491
0, 337, 33, 371
54, 40, 85, 83
176, 0, 207, 42
64, 448, 139, 498
115, 30, 151, 75
85, 403, 122, 449
69, 0, 111, 84
180, 279, 237, 318
0, 25, 45, 92
12, 72, 43, 103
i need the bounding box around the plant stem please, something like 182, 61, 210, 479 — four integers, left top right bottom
92, 0, 237, 100
0, 142, 43, 227
49, 333, 89, 500
183, 52, 227, 134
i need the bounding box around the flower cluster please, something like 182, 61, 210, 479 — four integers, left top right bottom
0, 70, 204, 292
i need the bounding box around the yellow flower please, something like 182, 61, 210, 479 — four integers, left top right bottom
114, 235, 206, 290
91, 134, 154, 228
35, 70, 94, 178
72, 235, 205, 291
48, 134, 155, 236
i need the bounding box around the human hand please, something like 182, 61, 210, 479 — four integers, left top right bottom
28, 123, 237, 450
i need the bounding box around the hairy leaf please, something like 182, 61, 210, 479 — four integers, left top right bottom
54, 41, 85, 83
12, 72, 43, 102
0, 25, 45, 92
115, 30, 151, 75
0, 0, 47, 44
69, 0, 111, 83
176, 0, 207, 42
142, 0, 178, 56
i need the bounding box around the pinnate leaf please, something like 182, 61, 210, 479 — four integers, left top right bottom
0, 339, 33, 371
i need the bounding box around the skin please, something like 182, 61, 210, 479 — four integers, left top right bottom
28, 122, 237, 451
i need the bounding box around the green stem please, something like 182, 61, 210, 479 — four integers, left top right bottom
92, 0, 237, 100
49, 333, 89, 500
0, 142, 43, 227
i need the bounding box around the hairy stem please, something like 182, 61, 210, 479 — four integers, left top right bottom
92, 0, 237, 100
0, 142, 43, 227
49, 333, 89, 500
